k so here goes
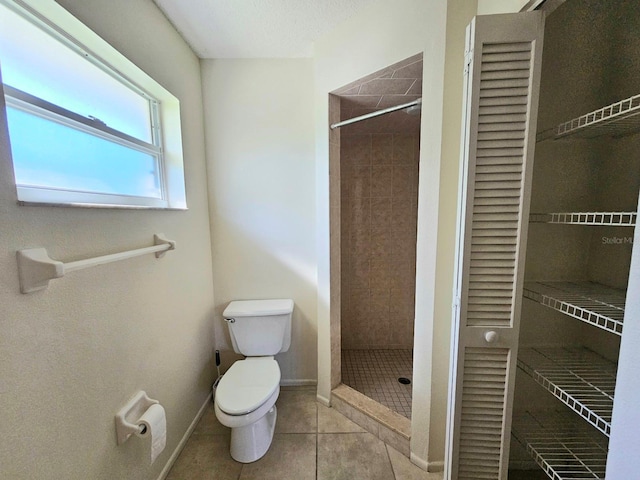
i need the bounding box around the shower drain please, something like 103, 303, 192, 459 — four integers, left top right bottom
398, 377, 411, 385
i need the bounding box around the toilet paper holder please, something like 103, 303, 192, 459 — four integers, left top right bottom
115, 391, 159, 445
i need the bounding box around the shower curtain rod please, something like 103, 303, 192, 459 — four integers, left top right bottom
330, 98, 421, 130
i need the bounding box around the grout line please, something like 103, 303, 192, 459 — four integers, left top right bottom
404, 79, 417, 95
385, 443, 398, 480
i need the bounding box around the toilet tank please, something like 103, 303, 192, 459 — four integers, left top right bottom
223, 299, 293, 356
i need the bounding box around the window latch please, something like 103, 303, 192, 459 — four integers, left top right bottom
88, 115, 107, 127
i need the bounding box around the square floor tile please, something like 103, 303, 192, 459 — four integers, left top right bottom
317, 432, 395, 480
274, 389, 318, 433
166, 434, 241, 480
239, 434, 316, 480
318, 404, 366, 433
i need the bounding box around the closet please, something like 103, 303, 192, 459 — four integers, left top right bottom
447, 1, 640, 479
509, 1, 639, 478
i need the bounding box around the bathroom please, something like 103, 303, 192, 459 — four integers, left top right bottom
0, 1, 591, 480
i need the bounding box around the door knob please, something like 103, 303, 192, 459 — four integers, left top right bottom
484, 330, 499, 343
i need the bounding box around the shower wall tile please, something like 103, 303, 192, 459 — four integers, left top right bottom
392, 165, 417, 197
370, 254, 391, 275
406, 80, 422, 96
341, 131, 419, 350
329, 142, 341, 209
392, 134, 415, 165
370, 197, 392, 229
370, 274, 391, 292
371, 134, 393, 165
343, 135, 371, 166
370, 289, 391, 326
359, 78, 415, 95
371, 166, 393, 197
340, 165, 350, 201
349, 259, 370, 291
392, 60, 423, 80
349, 166, 371, 198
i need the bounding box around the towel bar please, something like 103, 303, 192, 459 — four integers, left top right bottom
17, 234, 176, 294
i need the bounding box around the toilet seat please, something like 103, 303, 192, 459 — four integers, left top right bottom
215, 357, 280, 415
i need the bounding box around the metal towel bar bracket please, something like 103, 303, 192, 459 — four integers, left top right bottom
16, 234, 176, 294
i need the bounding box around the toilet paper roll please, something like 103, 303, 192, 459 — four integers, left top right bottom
136, 403, 166, 464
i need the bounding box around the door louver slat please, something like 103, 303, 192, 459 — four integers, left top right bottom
480, 96, 528, 106
480, 70, 532, 81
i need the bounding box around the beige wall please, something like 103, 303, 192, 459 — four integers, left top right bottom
200, 59, 317, 384
0, 1, 215, 479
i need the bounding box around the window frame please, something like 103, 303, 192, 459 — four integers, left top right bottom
0, 0, 187, 210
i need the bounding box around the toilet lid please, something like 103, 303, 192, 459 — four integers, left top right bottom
215, 357, 280, 415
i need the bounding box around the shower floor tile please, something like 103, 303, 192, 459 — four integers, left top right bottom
341, 349, 413, 419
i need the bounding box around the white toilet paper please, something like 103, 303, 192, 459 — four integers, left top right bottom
136, 403, 166, 464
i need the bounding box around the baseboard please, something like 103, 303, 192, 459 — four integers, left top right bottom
409, 451, 444, 473
316, 393, 330, 407
156, 392, 212, 480
280, 379, 317, 386
410, 453, 429, 471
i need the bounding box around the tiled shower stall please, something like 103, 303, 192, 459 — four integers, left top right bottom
333, 55, 422, 420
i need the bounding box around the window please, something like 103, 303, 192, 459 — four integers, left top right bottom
0, 0, 187, 209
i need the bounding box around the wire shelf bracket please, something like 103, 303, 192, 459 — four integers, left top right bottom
17, 234, 176, 294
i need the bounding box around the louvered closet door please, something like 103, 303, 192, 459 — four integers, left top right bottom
446, 13, 544, 480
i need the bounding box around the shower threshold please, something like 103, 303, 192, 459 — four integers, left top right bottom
331, 384, 411, 458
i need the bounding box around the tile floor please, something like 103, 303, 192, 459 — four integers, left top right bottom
342, 349, 413, 419
167, 386, 440, 480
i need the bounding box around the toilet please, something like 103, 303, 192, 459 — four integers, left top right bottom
214, 298, 294, 463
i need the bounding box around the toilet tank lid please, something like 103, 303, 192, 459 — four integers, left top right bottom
223, 299, 294, 317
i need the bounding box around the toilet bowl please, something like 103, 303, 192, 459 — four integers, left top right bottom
214, 299, 294, 463
214, 357, 281, 462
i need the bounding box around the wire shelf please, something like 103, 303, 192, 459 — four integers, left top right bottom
512, 411, 608, 480
523, 282, 626, 335
554, 94, 640, 139
530, 212, 637, 226
517, 347, 616, 436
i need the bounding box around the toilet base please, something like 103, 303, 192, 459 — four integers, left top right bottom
230, 405, 277, 463
214, 386, 280, 463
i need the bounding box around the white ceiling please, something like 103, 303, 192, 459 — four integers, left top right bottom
153, 0, 378, 59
